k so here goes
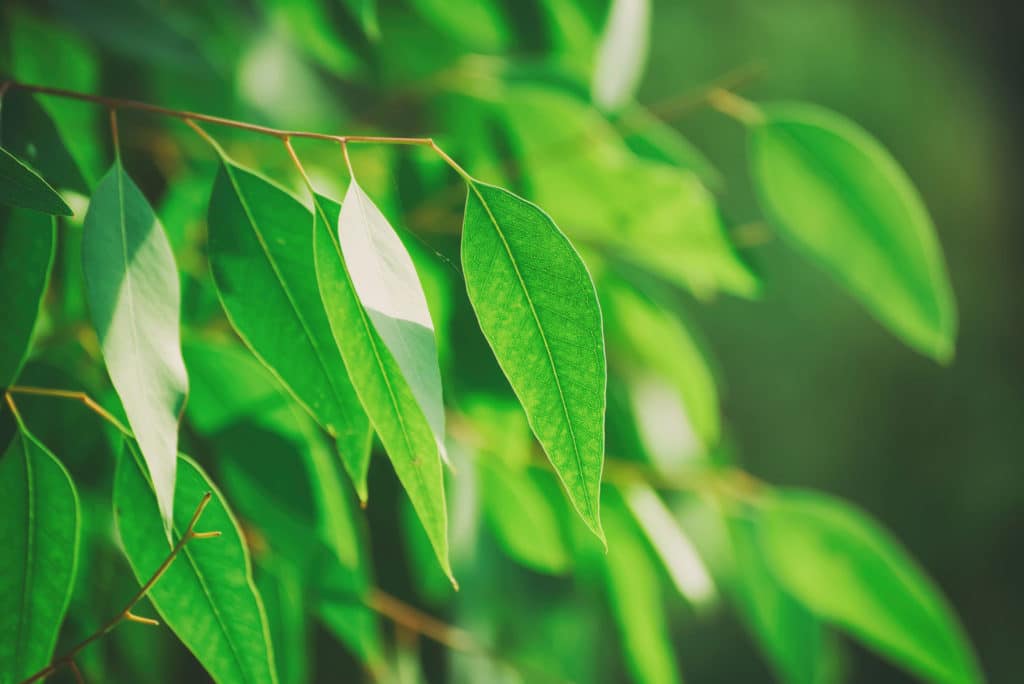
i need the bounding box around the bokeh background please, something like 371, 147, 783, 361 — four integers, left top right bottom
3, 1, 1020, 682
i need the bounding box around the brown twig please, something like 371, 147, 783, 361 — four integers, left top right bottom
6, 385, 132, 437
18, 493, 222, 684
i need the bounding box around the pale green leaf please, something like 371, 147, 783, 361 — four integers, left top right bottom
114, 446, 277, 684
0, 147, 71, 216
616, 105, 722, 189
338, 179, 448, 463
461, 180, 606, 543
206, 157, 371, 496
312, 193, 452, 581
83, 161, 188, 527
592, 0, 651, 111
0, 207, 55, 386
758, 490, 982, 684
0, 426, 80, 682
749, 103, 956, 361
409, 0, 507, 52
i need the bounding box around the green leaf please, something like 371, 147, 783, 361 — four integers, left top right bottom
206, 157, 371, 497
255, 561, 309, 684
409, 0, 508, 52
312, 193, 452, 581
337, 179, 448, 463
0, 147, 72, 216
461, 180, 606, 543
0, 90, 88, 195
616, 105, 722, 189
591, 0, 650, 111
601, 488, 682, 684
748, 103, 956, 361
83, 161, 188, 527
0, 425, 80, 682
757, 490, 983, 684
114, 446, 277, 684
0, 207, 56, 386
343, 0, 379, 40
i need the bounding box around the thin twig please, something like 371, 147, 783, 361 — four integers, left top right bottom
6, 385, 132, 437
18, 493, 222, 684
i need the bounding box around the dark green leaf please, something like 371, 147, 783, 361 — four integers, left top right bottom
206, 157, 371, 497
0, 207, 56, 386
758, 490, 982, 684
462, 180, 606, 542
749, 103, 956, 361
0, 90, 87, 195
0, 425, 80, 681
83, 161, 188, 527
114, 446, 277, 684
255, 561, 309, 684
0, 147, 72, 216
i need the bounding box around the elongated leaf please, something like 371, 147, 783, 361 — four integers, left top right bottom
0, 147, 72, 216
591, 0, 650, 111
0, 208, 56, 386
749, 103, 956, 361
757, 490, 982, 684
114, 446, 277, 684
0, 90, 87, 194
255, 561, 309, 684
337, 179, 447, 463
461, 180, 606, 542
206, 158, 371, 496
616, 105, 722, 190
83, 161, 188, 527
0, 426, 80, 682
313, 194, 452, 581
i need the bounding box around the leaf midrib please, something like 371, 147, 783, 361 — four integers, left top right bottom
468, 184, 595, 522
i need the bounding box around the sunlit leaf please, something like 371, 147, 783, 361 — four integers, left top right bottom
83, 161, 188, 528
0, 208, 55, 386
206, 156, 371, 497
749, 103, 956, 361
338, 179, 448, 464
462, 180, 606, 543
758, 490, 982, 684
313, 193, 452, 581
0, 147, 72, 216
0, 425, 80, 682
114, 446, 277, 684
592, 0, 650, 111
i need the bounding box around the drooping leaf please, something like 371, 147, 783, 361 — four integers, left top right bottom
0, 425, 80, 682
601, 488, 682, 684
206, 157, 372, 496
255, 561, 309, 684
312, 193, 452, 581
0, 90, 88, 194
114, 446, 277, 684
757, 490, 982, 684
591, 0, 651, 111
0, 207, 56, 386
748, 103, 956, 361
461, 180, 606, 542
337, 179, 448, 463
0, 147, 72, 216
83, 161, 188, 527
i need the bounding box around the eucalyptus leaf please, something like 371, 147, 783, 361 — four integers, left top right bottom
0, 90, 87, 194
758, 490, 982, 684
0, 426, 80, 683
312, 193, 452, 581
206, 157, 371, 497
114, 446, 278, 684
255, 561, 309, 684
749, 103, 956, 361
0, 207, 56, 386
462, 180, 606, 543
591, 0, 650, 111
0, 147, 72, 216
83, 161, 188, 528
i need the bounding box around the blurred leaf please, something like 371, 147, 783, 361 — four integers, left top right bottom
338, 179, 448, 464
758, 490, 983, 684
83, 161, 188, 528
343, 0, 379, 41
601, 488, 682, 684
409, 0, 508, 52
462, 180, 606, 544
0, 425, 80, 682
0, 90, 87, 195
313, 193, 452, 580
0, 147, 72, 216
0, 208, 55, 386
261, 0, 364, 76
615, 105, 722, 189
591, 0, 650, 111
114, 447, 277, 684
206, 157, 372, 497
749, 103, 956, 361
255, 561, 309, 684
